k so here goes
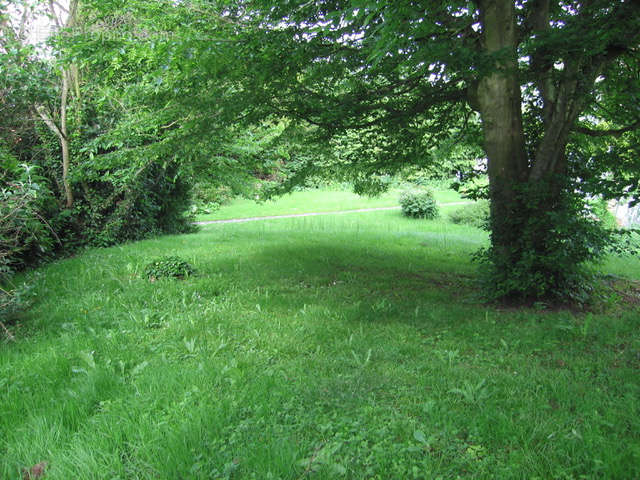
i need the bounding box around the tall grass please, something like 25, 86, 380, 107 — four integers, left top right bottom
1, 209, 639, 479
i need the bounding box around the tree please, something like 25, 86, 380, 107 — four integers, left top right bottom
65, 0, 306, 204
1, 0, 202, 254
226, 0, 640, 301
1, 0, 79, 208
34, 0, 79, 208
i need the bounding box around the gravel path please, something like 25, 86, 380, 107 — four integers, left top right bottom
195, 202, 471, 225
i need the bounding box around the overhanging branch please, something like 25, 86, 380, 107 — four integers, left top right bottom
34, 105, 65, 140
573, 120, 640, 137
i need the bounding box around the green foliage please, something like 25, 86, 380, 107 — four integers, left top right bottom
0, 0, 200, 272
192, 183, 233, 207
477, 181, 612, 304
607, 229, 640, 258
69, 161, 196, 248
0, 161, 53, 322
143, 256, 194, 280
569, 66, 640, 205
190, 183, 233, 214
191, 202, 221, 215
448, 201, 489, 229
401, 134, 485, 188
0, 163, 56, 271
0, 281, 33, 325
588, 198, 618, 230
54, 1, 292, 248
399, 189, 439, 219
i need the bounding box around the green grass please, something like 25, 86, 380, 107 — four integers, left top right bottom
2, 207, 639, 479
196, 187, 464, 222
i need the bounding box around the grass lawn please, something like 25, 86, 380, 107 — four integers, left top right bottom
2, 205, 639, 479
195, 187, 464, 222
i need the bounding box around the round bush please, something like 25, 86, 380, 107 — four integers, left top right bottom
399, 189, 439, 219
143, 256, 194, 280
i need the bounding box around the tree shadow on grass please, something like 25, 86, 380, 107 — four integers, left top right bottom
219, 240, 480, 305
16, 232, 481, 342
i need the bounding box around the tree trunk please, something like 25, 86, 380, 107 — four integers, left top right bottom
474, 0, 589, 301
60, 69, 73, 208
40, 0, 79, 209
468, 0, 626, 301
476, 0, 529, 259
35, 69, 73, 208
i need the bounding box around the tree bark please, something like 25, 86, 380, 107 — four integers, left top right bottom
60, 70, 72, 208
37, 0, 79, 209
35, 68, 73, 208
476, 0, 529, 255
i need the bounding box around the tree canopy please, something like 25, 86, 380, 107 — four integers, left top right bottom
2, 0, 639, 303
221, 0, 640, 301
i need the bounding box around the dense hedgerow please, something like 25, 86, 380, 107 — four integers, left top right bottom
73, 161, 196, 248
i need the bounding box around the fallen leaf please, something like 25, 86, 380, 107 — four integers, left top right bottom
22, 461, 48, 480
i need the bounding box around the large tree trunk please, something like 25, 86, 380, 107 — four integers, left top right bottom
476, 0, 529, 263
474, 0, 593, 301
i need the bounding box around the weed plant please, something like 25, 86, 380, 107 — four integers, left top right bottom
143, 256, 195, 280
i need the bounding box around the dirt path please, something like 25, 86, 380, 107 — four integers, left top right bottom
195, 202, 471, 225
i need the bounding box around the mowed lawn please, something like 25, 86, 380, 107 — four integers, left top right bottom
195, 187, 464, 222
2, 204, 639, 479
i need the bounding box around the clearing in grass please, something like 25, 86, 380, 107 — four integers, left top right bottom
195, 186, 463, 222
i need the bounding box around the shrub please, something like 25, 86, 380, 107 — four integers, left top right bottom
607, 229, 640, 257
71, 160, 196, 248
191, 183, 233, 213
143, 256, 194, 280
0, 163, 56, 270
191, 201, 222, 215
399, 189, 439, 219
448, 201, 489, 229
476, 180, 612, 305
0, 162, 52, 327
1, 281, 33, 327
